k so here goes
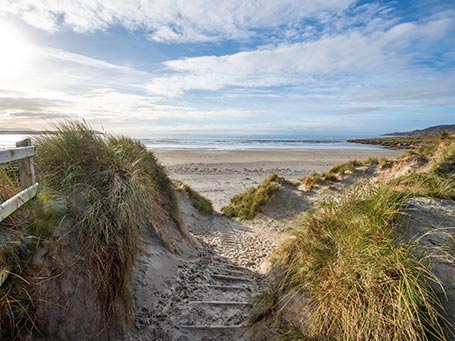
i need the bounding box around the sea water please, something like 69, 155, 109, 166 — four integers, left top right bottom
0, 134, 383, 151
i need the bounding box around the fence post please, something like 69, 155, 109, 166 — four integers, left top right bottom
15, 138, 36, 190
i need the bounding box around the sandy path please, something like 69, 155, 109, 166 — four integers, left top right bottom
154, 149, 402, 209
129, 191, 283, 340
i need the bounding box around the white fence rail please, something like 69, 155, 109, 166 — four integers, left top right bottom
0, 138, 38, 222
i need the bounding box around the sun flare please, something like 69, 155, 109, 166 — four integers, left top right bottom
0, 21, 35, 79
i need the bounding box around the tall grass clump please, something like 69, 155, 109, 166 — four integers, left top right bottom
34, 121, 176, 334
252, 183, 448, 340
173, 180, 213, 215
221, 173, 284, 220
108, 136, 183, 228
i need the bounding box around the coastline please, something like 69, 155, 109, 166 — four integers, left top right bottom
154, 148, 403, 209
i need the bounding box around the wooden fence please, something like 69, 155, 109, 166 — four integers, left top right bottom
0, 138, 39, 222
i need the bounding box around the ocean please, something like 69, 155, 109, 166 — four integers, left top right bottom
0, 134, 381, 151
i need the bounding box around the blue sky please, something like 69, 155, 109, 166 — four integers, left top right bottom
0, 0, 453, 137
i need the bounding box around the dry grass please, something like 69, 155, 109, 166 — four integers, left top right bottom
173, 180, 213, 215
0, 243, 36, 340
251, 184, 448, 340
0, 171, 37, 340
221, 173, 284, 220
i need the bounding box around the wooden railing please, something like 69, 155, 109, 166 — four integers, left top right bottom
0, 138, 39, 222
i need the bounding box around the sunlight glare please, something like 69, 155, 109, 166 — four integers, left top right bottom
0, 21, 35, 80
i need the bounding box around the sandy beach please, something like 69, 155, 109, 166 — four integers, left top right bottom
155, 149, 403, 209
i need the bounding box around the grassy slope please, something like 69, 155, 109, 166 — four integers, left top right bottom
0, 121, 190, 338
252, 185, 447, 340
300, 157, 380, 190
173, 180, 214, 215
390, 136, 455, 200
252, 136, 455, 340
221, 173, 285, 220
349, 134, 442, 153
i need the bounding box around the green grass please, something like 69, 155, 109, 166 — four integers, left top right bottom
391, 172, 455, 200
433, 139, 455, 176
33, 121, 180, 335
173, 180, 213, 215
300, 172, 323, 190
327, 158, 380, 177
221, 173, 284, 220
300, 158, 380, 190
327, 159, 363, 176
350, 135, 442, 154
251, 184, 448, 340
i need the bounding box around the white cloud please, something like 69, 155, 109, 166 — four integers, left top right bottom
144, 17, 452, 97
0, 0, 355, 42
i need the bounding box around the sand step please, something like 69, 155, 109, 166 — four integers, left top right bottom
209, 268, 249, 277
177, 324, 246, 330
211, 261, 247, 270
187, 300, 251, 306
211, 274, 251, 282
197, 284, 251, 291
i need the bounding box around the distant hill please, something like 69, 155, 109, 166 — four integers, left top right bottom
383, 124, 455, 136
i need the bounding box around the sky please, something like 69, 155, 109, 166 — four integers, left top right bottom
0, 0, 453, 137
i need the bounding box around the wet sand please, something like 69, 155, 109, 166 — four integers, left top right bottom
154, 149, 403, 209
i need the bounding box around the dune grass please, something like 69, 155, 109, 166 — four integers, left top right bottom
221, 173, 284, 220
390, 138, 455, 200
173, 180, 213, 215
433, 139, 455, 176
33, 121, 180, 334
251, 183, 447, 340
391, 172, 455, 200
300, 158, 380, 190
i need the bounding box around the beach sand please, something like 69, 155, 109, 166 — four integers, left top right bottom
155, 149, 403, 209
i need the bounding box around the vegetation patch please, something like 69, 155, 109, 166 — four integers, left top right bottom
173, 180, 213, 215
300, 158, 380, 190
391, 172, 455, 200
221, 173, 284, 220
390, 138, 455, 200
251, 184, 448, 340
349, 135, 442, 153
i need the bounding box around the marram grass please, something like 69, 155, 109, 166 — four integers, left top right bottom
33, 121, 180, 335
221, 173, 284, 220
173, 179, 213, 215
251, 183, 448, 340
